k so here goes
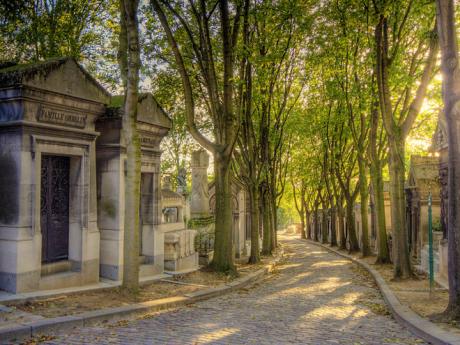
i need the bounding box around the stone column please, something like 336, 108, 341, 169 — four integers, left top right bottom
190, 150, 209, 218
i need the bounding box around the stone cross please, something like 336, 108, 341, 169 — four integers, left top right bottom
190, 149, 209, 218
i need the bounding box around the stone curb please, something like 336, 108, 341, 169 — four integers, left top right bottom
307, 239, 460, 345
0, 249, 283, 344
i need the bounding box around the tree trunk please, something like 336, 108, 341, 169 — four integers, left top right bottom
152, 0, 240, 274
248, 184, 260, 264
338, 202, 346, 249
313, 209, 319, 242
346, 201, 359, 252
296, 188, 306, 240
358, 157, 371, 256
211, 154, 235, 272
306, 210, 312, 240
436, 0, 460, 318
300, 203, 307, 240
388, 138, 412, 278
270, 195, 277, 250
330, 207, 337, 246
120, 0, 141, 292
370, 160, 390, 263
261, 187, 272, 255
300, 217, 306, 240
321, 209, 328, 244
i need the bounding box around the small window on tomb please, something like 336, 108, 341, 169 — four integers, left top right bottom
162, 207, 178, 223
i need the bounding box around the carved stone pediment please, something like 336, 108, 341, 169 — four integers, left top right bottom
407, 155, 440, 199
0, 58, 110, 105
137, 93, 172, 129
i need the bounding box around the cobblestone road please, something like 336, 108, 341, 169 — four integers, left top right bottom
43, 234, 426, 345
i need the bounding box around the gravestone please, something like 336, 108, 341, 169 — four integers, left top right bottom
190, 150, 210, 218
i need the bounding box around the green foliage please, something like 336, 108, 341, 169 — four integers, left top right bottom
432, 218, 442, 233
0, 0, 112, 62
187, 216, 215, 230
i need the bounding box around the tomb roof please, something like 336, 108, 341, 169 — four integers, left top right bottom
0, 57, 110, 103
106, 93, 172, 129
407, 155, 440, 196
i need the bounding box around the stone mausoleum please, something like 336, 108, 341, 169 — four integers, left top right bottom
0, 57, 172, 293
96, 93, 171, 280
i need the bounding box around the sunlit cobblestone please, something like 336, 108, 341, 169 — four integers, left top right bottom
43, 234, 426, 345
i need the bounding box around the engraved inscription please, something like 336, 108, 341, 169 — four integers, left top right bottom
37, 106, 87, 128
140, 136, 157, 147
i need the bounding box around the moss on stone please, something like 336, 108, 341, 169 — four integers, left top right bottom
0, 57, 69, 86
0, 57, 111, 99
0, 57, 67, 73
188, 216, 215, 229
108, 95, 124, 109
102, 200, 117, 218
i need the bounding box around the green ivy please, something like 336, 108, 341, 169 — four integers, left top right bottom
187, 216, 215, 229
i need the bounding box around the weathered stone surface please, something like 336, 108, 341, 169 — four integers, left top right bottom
161, 177, 198, 272
190, 150, 210, 218
0, 58, 104, 293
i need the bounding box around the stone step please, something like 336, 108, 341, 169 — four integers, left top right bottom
39, 271, 82, 291
139, 263, 161, 278
41, 260, 72, 277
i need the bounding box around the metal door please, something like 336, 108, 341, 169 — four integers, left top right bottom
41, 156, 70, 263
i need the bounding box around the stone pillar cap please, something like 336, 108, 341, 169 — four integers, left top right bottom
163, 174, 172, 190
191, 149, 209, 168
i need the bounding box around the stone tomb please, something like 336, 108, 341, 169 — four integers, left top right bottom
96, 94, 171, 280
159, 176, 198, 272
0, 58, 109, 293
405, 155, 441, 265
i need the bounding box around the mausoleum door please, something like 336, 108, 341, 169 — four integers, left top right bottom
41, 155, 70, 263
140, 173, 154, 256
233, 213, 239, 248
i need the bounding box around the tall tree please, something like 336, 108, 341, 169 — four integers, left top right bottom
374, 0, 439, 278
119, 0, 141, 291
436, 0, 460, 320
151, 0, 243, 272
368, 97, 390, 263
233, 0, 261, 264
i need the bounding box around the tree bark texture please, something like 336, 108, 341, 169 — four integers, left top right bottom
313, 209, 319, 242
369, 100, 390, 263
358, 157, 371, 256
211, 154, 235, 272
306, 210, 312, 240
330, 207, 338, 246
371, 163, 390, 263
436, 0, 460, 318
321, 209, 328, 244
338, 201, 347, 249
262, 186, 272, 255
120, 0, 141, 292
346, 202, 360, 252
388, 138, 412, 278
248, 184, 260, 264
